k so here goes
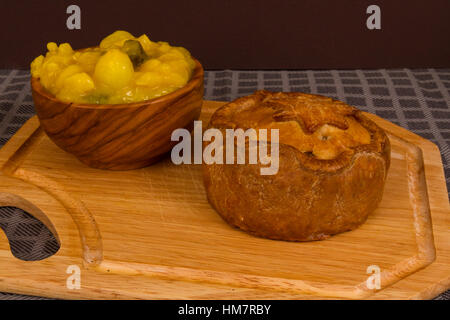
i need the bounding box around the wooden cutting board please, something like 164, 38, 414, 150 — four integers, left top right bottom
0, 100, 448, 300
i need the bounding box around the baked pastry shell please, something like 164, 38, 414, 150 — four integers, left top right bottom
203, 93, 391, 241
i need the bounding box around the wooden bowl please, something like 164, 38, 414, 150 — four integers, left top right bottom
31, 59, 204, 170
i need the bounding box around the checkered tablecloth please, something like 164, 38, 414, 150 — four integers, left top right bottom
0, 68, 449, 300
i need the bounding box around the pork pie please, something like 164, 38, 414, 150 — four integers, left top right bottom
202, 91, 391, 241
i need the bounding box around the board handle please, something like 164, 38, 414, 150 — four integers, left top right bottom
1, 125, 102, 266
3, 168, 103, 266
0, 191, 60, 250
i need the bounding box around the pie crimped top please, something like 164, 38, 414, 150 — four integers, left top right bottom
210, 91, 372, 161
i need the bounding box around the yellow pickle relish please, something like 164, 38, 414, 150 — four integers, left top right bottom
31, 30, 196, 104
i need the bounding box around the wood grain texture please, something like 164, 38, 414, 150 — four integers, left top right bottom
31, 59, 204, 170
0, 101, 448, 300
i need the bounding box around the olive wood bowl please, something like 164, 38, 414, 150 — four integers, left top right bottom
31, 59, 204, 170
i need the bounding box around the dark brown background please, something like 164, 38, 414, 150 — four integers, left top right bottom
0, 0, 449, 70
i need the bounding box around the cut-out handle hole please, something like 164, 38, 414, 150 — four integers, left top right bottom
0, 206, 60, 261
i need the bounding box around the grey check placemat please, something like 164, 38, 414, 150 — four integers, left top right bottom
0, 68, 449, 300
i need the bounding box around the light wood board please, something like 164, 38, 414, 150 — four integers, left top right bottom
0, 100, 449, 300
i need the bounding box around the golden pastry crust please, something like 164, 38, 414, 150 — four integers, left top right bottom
203, 91, 391, 241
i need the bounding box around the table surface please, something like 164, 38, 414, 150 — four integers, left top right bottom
0, 68, 449, 300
